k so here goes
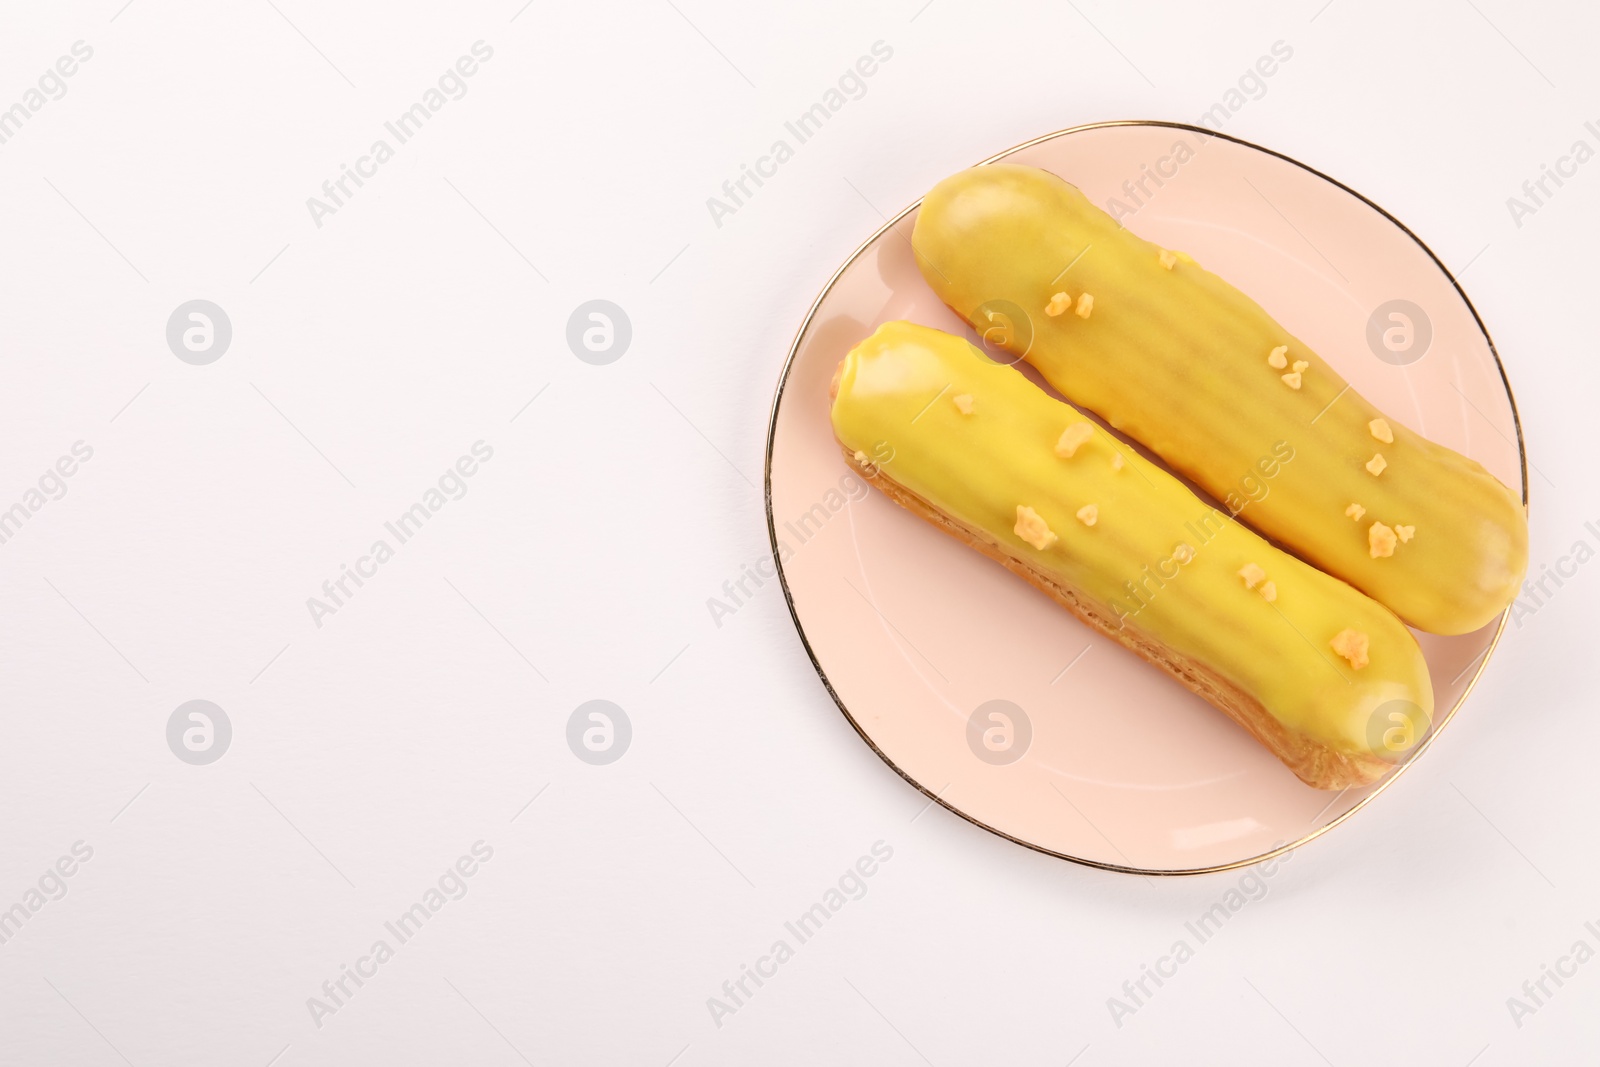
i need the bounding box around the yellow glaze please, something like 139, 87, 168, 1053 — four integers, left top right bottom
831, 321, 1434, 763
912, 164, 1528, 635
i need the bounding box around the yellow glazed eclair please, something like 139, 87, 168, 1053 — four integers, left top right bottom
832, 321, 1434, 790
911, 164, 1528, 636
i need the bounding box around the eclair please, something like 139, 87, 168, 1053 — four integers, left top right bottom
831, 321, 1435, 790
911, 164, 1528, 635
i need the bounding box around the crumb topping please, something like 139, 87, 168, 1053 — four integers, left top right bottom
1055, 423, 1094, 458
852, 450, 869, 464
1369, 418, 1393, 444
1076, 504, 1098, 527
1366, 453, 1388, 476
1281, 371, 1303, 390
1396, 524, 1415, 543
1237, 563, 1277, 601
1345, 503, 1365, 521
1075, 293, 1094, 319
1045, 292, 1072, 317
1330, 628, 1370, 670
1268, 346, 1289, 369
952, 393, 974, 415
1368, 521, 1397, 558
1291, 360, 1309, 373
1015, 506, 1058, 550
1159, 249, 1177, 270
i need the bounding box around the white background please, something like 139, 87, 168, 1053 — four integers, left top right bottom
0, 0, 1596, 1064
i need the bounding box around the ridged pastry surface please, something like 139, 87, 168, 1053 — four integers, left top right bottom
912, 163, 1528, 635
830, 320, 1434, 776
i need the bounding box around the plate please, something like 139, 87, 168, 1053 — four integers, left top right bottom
765, 122, 1527, 875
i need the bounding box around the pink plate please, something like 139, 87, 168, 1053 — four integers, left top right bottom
765, 122, 1527, 875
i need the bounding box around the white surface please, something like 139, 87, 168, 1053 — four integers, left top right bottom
0, 1, 1595, 1064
